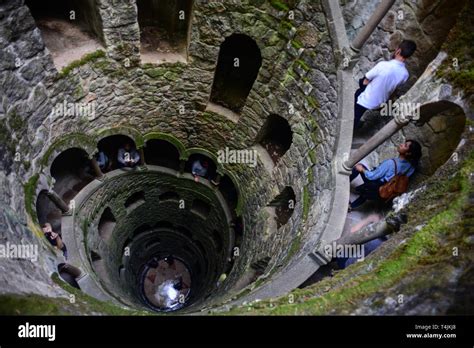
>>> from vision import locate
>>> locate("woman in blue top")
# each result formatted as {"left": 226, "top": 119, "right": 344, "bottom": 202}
{"left": 349, "top": 140, "right": 422, "bottom": 210}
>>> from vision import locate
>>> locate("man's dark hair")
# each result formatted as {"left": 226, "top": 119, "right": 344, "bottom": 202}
{"left": 398, "top": 40, "right": 417, "bottom": 58}
{"left": 406, "top": 139, "right": 422, "bottom": 166}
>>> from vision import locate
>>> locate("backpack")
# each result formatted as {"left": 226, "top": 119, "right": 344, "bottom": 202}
{"left": 378, "top": 159, "right": 411, "bottom": 201}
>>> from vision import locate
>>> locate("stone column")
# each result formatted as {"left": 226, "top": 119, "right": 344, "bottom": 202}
{"left": 351, "top": 0, "right": 396, "bottom": 51}
{"left": 138, "top": 147, "right": 146, "bottom": 166}
{"left": 179, "top": 159, "right": 186, "bottom": 175}
{"left": 90, "top": 157, "right": 104, "bottom": 179}
{"left": 310, "top": 213, "right": 407, "bottom": 264}
{"left": 211, "top": 173, "right": 222, "bottom": 186}
{"left": 59, "top": 263, "right": 83, "bottom": 278}
{"left": 46, "top": 190, "right": 70, "bottom": 214}
{"left": 336, "top": 213, "right": 407, "bottom": 246}
{"left": 343, "top": 117, "right": 408, "bottom": 170}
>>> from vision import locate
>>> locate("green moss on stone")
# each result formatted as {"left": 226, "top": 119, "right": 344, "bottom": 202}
{"left": 280, "top": 20, "right": 293, "bottom": 30}
{"left": 8, "top": 112, "right": 25, "bottom": 132}
{"left": 0, "top": 274, "right": 151, "bottom": 315}
{"left": 235, "top": 194, "right": 245, "bottom": 217}
{"left": 144, "top": 67, "right": 167, "bottom": 78}
{"left": 130, "top": 97, "right": 142, "bottom": 105}
{"left": 436, "top": 2, "right": 474, "bottom": 94}
{"left": 40, "top": 133, "right": 96, "bottom": 167}
{"left": 58, "top": 50, "right": 106, "bottom": 78}
{"left": 22, "top": 160, "right": 31, "bottom": 171}
{"left": 308, "top": 117, "right": 318, "bottom": 131}
{"left": 96, "top": 127, "right": 144, "bottom": 148}
{"left": 51, "top": 273, "right": 143, "bottom": 315}
{"left": 307, "top": 166, "right": 313, "bottom": 184}
{"left": 291, "top": 40, "right": 303, "bottom": 49}
{"left": 295, "top": 59, "right": 310, "bottom": 71}
{"left": 0, "top": 120, "right": 10, "bottom": 144}
{"left": 0, "top": 293, "right": 65, "bottom": 315}
{"left": 306, "top": 96, "right": 320, "bottom": 110}
{"left": 143, "top": 62, "right": 185, "bottom": 80}
{"left": 73, "top": 84, "right": 86, "bottom": 99}
{"left": 281, "top": 70, "right": 297, "bottom": 87}
{"left": 92, "top": 59, "right": 112, "bottom": 71}
{"left": 164, "top": 71, "right": 179, "bottom": 81}
{"left": 288, "top": 231, "right": 302, "bottom": 260}
{"left": 23, "top": 174, "right": 39, "bottom": 223}
{"left": 302, "top": 186, "right": 310, "bottom": 222}
{"left": 269, "top": 0, "right": 289, "bottom": 11}
{"left": 308, "top": 149, "right": 317, "bottom": 164}
{"left": 0, "top": 119, "right": 16, "bottom": 166}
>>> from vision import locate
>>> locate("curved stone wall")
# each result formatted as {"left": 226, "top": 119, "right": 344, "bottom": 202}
{"left": 64, "top": 166, "right": 234, "bottom": 311}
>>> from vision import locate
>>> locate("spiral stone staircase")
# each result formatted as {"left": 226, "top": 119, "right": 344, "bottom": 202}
{"left": 0, "top": 0, "right": 472, "bottom": 315}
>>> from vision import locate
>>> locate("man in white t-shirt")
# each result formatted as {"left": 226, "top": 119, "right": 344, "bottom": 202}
{"left": 354, "top": 40, "right": 417, "bottom": 128}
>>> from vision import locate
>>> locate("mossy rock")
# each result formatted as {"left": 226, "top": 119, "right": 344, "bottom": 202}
{"left": 302, "top": 185, "right": 310, "bottom": 222}
{"left": 57, "top": 50, "right": 106, "bottom": 78}
{"left": 23, "top": 174, "right": 39, "bottom": 224}
{"left": 8, "top": 111, "right": 25, "bottom": 132}
{"left": 436, "top": 2, "right": 474, "bottom": 94}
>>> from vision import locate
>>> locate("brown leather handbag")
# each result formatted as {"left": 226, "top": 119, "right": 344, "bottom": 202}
{"left": 379, "top": 159, "right": 410, "bottom": 201}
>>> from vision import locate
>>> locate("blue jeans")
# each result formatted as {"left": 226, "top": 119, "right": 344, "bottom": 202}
{"left": 350, "top": 165, "right": 384, "bottom": 209}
